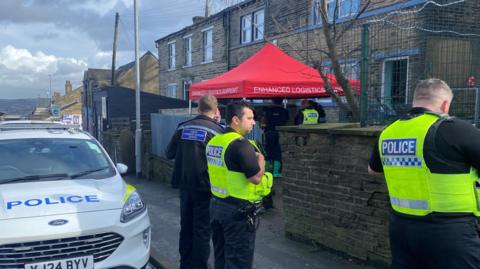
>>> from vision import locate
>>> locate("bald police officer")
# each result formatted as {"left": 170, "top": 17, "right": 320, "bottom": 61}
{"left": 369, "top": 79, "right": 480, "bottom": 269}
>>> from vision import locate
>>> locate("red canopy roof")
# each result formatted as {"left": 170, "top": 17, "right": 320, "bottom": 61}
{"left": 189, "top": 43, "right": 359, "bottom": 100}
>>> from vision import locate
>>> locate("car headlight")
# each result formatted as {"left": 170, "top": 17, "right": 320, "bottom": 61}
{"left": 121, "top": 191, "right": 146, "bottom": 223}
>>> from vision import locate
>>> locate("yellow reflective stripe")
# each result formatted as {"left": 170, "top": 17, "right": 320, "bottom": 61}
{"left": 124, "top": 184, "right": 136, "bottom": 202}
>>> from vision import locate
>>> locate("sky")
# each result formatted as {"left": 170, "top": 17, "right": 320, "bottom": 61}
{"left": 0, "top": 0, "right": 242, "bottom": 99}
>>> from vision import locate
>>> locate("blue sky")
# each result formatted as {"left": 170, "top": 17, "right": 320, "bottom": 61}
{"left": 0, "top": 0, "right": 241, "bottom": 99}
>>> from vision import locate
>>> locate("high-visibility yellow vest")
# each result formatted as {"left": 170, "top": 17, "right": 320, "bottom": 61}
{"left": 302, "top": 109, "right": 319, "bottom": 125}
{"left": 206, "top": 132, "right": 273, "bottom": 203}
{"left": 379, "top": 113, "right": 480, "bottom": 216}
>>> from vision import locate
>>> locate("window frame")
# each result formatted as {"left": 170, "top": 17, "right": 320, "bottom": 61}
{"left": 381, "top": 56, "right": 410, "bottom": 105}
{"left": 253, "top": 9, "right": 264, "bottom": 41}
{"left": 183, "top": 35, "right": 192, "bottom": 67}
{"left": 240, "top": 8, "right": 265, "bottom": 44}
{"left": 182, "top": 80, "right": 192, "bottom": 101}
{"left": 167, "top": 83, "right": 177, "bottom": 98}
{"left": 167, "top": 41, "right": 176, "bottom": 70}
{"left": 240, "top": 14, "right": 252, "bottom": 44}
{"left": 202, "top": 26, "right": 213, "bottom": 63}
{"left": 311, "top": 0, "right": 360, "bottom": 25}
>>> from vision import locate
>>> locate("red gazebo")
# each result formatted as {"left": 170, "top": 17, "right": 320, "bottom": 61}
{"left": 189, "top": 43, "right": 359, "bottom": 100}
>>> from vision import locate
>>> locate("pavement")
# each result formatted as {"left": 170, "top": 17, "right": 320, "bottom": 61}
{"left": 125, "top": 176, "right": 381, "bottom": 269}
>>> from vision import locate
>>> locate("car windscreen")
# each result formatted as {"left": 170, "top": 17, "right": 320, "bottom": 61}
{"left": 0, "top": 138, "right": 115, "bottom": 183}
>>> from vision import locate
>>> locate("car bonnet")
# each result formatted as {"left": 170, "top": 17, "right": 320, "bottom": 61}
{"left": 0, "top": 178, "right": 125, "bottom": 220}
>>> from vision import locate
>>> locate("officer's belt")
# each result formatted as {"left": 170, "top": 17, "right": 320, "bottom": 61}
{"left": 213, "top": 196, "right": 260, "bottom": 207}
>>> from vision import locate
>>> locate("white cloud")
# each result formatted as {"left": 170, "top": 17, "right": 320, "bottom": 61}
{"left": 0, "top": 45, "right": 56, "bottom": 73}
{"left": 0, "top": 45, "right": 87, "bottom": 98}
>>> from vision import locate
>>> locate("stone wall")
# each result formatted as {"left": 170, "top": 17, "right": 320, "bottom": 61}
{"left": 116, "top": 53, "right": 160, "bottom": 95}
{"left": 277, "top": 124, "right": 390, "bottom": 265}
{"left": 53, "top": 86, "right": 83, "bottom": 116}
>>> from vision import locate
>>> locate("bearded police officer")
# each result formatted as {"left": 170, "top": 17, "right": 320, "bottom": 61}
{"left": 368, "top": 78, "right": 480, "bottom": 269}
{"left": 206, "top": 101, "right": 273, "bottom": 269}
{"left": 166, "top": 94, "right": 223, "bottom": 269}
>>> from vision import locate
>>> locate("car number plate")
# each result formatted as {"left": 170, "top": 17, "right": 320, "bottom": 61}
{"left": 24, "top": 256, "right": 94, "bottom": 269}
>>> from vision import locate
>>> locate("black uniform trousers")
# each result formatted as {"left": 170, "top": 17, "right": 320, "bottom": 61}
{"left": 390, "top": 214, "right": 480, "bottom": 269}
{"left": 179, "top": 190, "right": 212, "bottom": 269}
{"left": 264, "top": 130, "right": 281, "bottom": 161}
{"left": 210, "top": 198, "right": 256, "bottom": 269}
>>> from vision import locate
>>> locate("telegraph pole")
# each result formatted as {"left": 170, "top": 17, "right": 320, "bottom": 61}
{"left": 111, "top": 12, "right": 119, "bottom": 86}
{"left": 49, "top": 74, "right": 52, "bottom": 104}
{"left": 134, "top": 0, "right": 142, "bottom": 176}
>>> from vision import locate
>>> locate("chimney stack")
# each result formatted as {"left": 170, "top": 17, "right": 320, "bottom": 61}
{"left": 192, "top": 16, "right": 205, "bottom": 24}
{"left": 65, "top": 80, "right": 72, "bottom": 95}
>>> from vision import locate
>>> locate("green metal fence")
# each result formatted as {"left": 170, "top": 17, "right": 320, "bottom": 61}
{"left": 345, "top": 0, "right": 480, "bottom": 126}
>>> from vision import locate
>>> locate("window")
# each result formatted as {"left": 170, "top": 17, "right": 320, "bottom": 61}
{"left": 241, "top": 15, "right": 252, "bottom": 44}
{"left": 337, "top": 0, "right": 360, "bottom": 18}
{"left": 167, "top": 83, "right": 177, "bottom": 98}
{"left": 383, "top": 57, "right": 408, "bottom": 105}
{"left": 240, "top": 9, "right": 265, "bottom": 44}
{"left": 0, "top": 138, "right": 115, "bottom": 181}
{"left": 184, "top": 36, "right": 192, "bottom": 67}
{"left": 312, "top": 0, "right": 321, "bottom": 25}
{"left": 311, "top": 0, "right": 360, "bottom": 25}
{"left": 168, "top": 41, "right": 176, "bottom": 70}
{"left": 183, "top": 80, "right": 192, "bottom": 100}
{"left": 202, "top": 28, "right": 213, "bottom": 63}
{"left": 253, "top": 9, "right": 264, "bottom": 41}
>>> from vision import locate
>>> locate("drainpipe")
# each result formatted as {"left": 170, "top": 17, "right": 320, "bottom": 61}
{"left": 226, "top": 10, "right": 231, "bottom": 70}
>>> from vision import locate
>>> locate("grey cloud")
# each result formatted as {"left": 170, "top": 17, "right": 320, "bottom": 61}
{"left": 55, "top": 59, "right": 87, "bottom": 76}
{"left": 33, "top": 32, "right": 60, "bottom": 40}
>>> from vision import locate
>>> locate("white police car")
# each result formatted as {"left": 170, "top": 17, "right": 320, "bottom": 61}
{"left": 0, "top": 121, "right": 151, "bottom": 269}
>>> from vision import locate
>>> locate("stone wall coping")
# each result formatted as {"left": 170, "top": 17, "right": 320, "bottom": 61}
{"left": 277, "top": 123, "right": 385, "bottom": 137}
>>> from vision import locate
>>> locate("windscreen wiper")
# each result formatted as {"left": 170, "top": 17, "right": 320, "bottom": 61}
{"left": 70, "top": 166, "right": 110, "bottom": 179}
{"left": 0, "top": 173, "right": 70, "bottom": 184}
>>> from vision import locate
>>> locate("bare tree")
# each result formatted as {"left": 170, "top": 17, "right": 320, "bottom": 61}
{"left": 315, "top": 0, "right": 373, "bottom": 121}
{"left": 269, "top": 0, "right": 380, "bottom": 121}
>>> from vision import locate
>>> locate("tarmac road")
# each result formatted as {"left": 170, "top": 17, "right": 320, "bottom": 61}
{"left": 126, "top": 176, "right": 381, "bottom": 269}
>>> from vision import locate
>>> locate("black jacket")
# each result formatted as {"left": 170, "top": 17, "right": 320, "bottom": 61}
{"left": 166, "top": 115, "right": 224, "bottom": 191}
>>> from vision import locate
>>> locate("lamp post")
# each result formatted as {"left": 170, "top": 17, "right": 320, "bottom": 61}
{"left": 134, "top": 0, "right": 142, "bottom": 177}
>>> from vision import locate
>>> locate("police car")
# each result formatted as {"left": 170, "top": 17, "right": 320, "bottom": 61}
{"left": 0, "top": 121, "right": 151, "bottom": 269}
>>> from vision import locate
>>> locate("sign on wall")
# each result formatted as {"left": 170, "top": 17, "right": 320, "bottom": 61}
{"left": 62, "top": 114, "right": 82, "bottom": 126}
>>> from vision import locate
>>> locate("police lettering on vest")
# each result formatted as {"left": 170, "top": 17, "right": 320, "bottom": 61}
{"left": 381, "top": 139, "right": 416, "bottom": 156}
{"left": 206, "top": 145, "right": 224, "bottom": 166}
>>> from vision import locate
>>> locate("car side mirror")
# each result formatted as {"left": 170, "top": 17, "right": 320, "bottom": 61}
{"left": 116, "top": 163, "right": 128, "bottom": 174}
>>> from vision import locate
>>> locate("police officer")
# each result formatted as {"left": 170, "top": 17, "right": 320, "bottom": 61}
{"left": 261, "top": 98, "right": 289, "bottom": 177}
{"left": 206, "top": 101, "right": 273, "bottom": 269}
{"left": 294, "top": 99, "right": 324, "bottom": 125}
{"left": 166, "top": 94, "right": 223, "bottom": 269}
{"left": 368, "top": 78, "right": 480, "bottom": 269}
